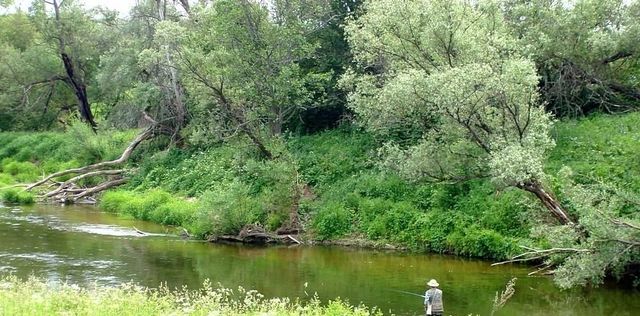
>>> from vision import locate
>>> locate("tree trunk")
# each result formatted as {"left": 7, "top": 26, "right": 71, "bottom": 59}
{"left": 241, "top": 123, "right": 273, "bottom": 159}
{"left": 61, "top": 53, "right": 97, "bottom": 130}
{"left": 517, "top": 180, "right": 574, "bottom": 225}
{"left": 219, "top": 93, "right": 273, "bottom": 159}
{"left": 50, "top": 0, "right": 97, "bottom": 131}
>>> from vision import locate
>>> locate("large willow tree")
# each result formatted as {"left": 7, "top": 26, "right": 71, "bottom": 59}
{"left": 342, "top": 0, "right": 572, "bottom": 224}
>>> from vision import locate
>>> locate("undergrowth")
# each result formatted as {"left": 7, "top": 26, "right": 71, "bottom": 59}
{"left": 2, "top": 113, "right": 639, "bottom": 260}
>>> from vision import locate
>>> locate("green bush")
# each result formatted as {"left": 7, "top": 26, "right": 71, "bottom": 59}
{"left": 148, "top": 199, "right": 198, "bottom": 226}
{"left": 1, "top": 188, "right": 35, "bottom": 204}
{"left": 131, "top": 189, "right": 172, "bottom": 220}
{"left": 0, "top": 159, "right": 39, "bottom": 182}
{"left": 288, "top": 129, "right": 376, "bottom": 187}
{"left": 100, "top": 190, "right": 137, "bottom": 213}
{"left": 446, "top": 225, "right": 519, "bottom": 259}
{"left": 0, "top": 173, "right": 14, "bottom": 185}
{"left": 100, "top": 189, "right": 196, "bottom": 227}
{"left": 548, "top": 113, "right": 640, "bottom": 191}
{"left": 407, "top": 211, "right": 457, "bottom": 253}
{"left": 191, "top": 181, "right": 264, "bottom": 238}
{"left": 66, "top": 121, "right": 137, "bottom": 164}
{"left": 131, "top": 147, "right": 238, "bottom": 196}
{"left": 312, "top": 201, "right": 353, "bottom": 240}
{"left": 452, "top": 181, "right": 531, "bottom": 237}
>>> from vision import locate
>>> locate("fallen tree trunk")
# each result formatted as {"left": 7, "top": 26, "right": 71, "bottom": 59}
{"left": 211, "top": 224, "right": 303, "bottom": 245}
{"left": 27, "top": 127, "right": 152, "bottom": 191}
{"left": 44, "top": 169, "right": 125, "bottom": 198}
{"left": 72, "top": 178, "right": 129, "bottom": 201}
{"left": 26, "top": 127, "right": 154, "bottom": 203}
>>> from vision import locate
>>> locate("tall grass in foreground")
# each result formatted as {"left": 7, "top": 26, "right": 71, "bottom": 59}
{"left": 0, "top": 276, "right": 379, "bottom": 316}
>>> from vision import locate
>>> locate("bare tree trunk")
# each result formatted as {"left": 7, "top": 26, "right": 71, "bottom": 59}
{"left": 517, "top": 180, "right": 574, "bottom": 225}
{"left": 216, "top": 93, "right": 274, "bottom": 159}
{"left": 61, "top": 53, "right": 97, "bottom": 130}
{"left": 50, "top": 0, "right": 97, "bottom": 131}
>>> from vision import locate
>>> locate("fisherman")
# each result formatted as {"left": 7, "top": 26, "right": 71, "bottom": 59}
{"left": 424, "top": 279, "right": 444, "bottom": 316}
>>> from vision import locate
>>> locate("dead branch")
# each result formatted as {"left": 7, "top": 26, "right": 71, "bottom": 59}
{"left": 44, "top": 169, "right": 125, "bottom": 198}
{"left": 23, "top": 125, "right": 155, "bottom": 204}
{"left": 71, "top": 178, "right": 128, "bottom": 201}
{"left": 27, "top": 127, "right": 153, "bottom": 191}
{"left": 492, "top": 246, "right": 590, "bottom": 266}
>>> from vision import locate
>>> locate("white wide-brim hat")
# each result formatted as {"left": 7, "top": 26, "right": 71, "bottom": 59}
{"left": 427, "top": 279, "right": 439, "bottom": 287}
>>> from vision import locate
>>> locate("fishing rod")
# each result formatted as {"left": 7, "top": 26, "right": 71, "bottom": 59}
{"left": 389, "top": 289, "right": 426, "bottom": 298}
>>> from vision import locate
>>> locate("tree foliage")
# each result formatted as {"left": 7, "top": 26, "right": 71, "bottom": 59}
{"left": 503, "top": 0, "right": 640, "bottom": 116}
{"left": 528, "top": 168, "right": 640, "bottom": 288}
{"left": 342, "top": 0, "right": 571, "bottom": 222}
{"left": 173, "top": 0, "right": 332, "bottom": 151}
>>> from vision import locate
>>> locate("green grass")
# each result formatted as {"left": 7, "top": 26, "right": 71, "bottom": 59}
{"left": 547, "top": 112, "right": 640, "bottom": 191}
{"left": 100, "top": 189, "right": 198, "bottom": 227}
{"left": 0, "top": 188, "right": 35, "bottom": 204}
{"left": 0, "top": 122, "right": 140, "bottom": 189}
{"left": 0, "top": 276, "right": 380, "bottom": 316}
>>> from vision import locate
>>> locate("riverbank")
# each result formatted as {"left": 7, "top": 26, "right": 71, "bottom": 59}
{"left": 1, "top": 113, "right": 640, "bottom": 262}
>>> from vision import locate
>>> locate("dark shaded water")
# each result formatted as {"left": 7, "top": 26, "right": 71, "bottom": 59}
{"left": 1, "top": 203, "right": 639, "bottom": 315}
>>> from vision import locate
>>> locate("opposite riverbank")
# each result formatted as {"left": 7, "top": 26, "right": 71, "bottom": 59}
{"left": 1, "top": 113, "right": 639, "bottom": 263}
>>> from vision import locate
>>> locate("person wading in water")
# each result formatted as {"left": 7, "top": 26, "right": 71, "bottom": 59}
{"left": 424, "top": 279, "right": 444, "bottom": 316}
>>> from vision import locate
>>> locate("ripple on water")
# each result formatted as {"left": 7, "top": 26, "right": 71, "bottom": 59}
{"left": 73, "top": 224, "right": 147, "bottom": 237}
{"left": 0, "top": 252, "right": 124, "bottom": 271}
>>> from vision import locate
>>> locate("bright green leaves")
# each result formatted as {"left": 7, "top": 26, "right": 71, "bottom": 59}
{"left": 180, "top": 0, "right": 330, "bottom": 141}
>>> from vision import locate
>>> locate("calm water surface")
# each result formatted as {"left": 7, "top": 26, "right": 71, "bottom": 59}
{"left": 1, "top": 203, "right": 638, "bottom": 315}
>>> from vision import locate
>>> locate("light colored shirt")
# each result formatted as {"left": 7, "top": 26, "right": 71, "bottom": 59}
{"left": 424, "top": 288, "right": 444, "bottom": 312}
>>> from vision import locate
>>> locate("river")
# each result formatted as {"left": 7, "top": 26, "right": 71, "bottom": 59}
{"left": 0, "top": 203, "right": 638, "bottom": 315}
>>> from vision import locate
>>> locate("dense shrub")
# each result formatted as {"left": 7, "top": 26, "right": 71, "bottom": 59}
{"left": 0, "top": 173, "right": 15, "bottom": 185}
{"left": 190, "top": 181, "right": 264, "bottom": 238}
{"left": 149, "top": 200, "right": 198, "bottom": 226}
{"left": 547, "top": 113, "right": 640, "bottom": 191}
{"left": 312, "top": 201, "right": 353, "bottom": 240}
{"left": 0, "top": 159, "right": 39, "bottom": 182}
{"left": 446, "top": 225, "right": 520, "bottom": 260}
{"left": 0, "top": 188, "right": 35, "bottom": 204}
{"left": 100, "top": 189, "right": 197, "bottom": 228}
{"left": 287, "top": 128, "right": 376, "bottom": 187}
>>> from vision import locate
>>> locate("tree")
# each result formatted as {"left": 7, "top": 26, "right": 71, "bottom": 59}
{"left": 0, "top": 11, "right": 60, "bottom": 130}
{"left": 502, "top": 0, "right": 640, "bottom": 117}
{"left": 494, "top": 168, "right": 640, "bottom": 288}
{"left": 36, "top": 0, "right": 100, "bottom": 130}
{"left": 97, "top": 0, "right": 189, "bottom": 142}
{"left": 293, "top": 0, "right": 364, "bottom": 133}
{"left": 342, "top": 0, "right": 573, "bottom": 224}
{"left": 173, "top": 0, "right": 331, "bottom": 156}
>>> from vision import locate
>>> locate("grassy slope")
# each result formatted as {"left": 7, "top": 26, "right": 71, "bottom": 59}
{"left": 1, "top": 113, "right": 639, "bottom": 260}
